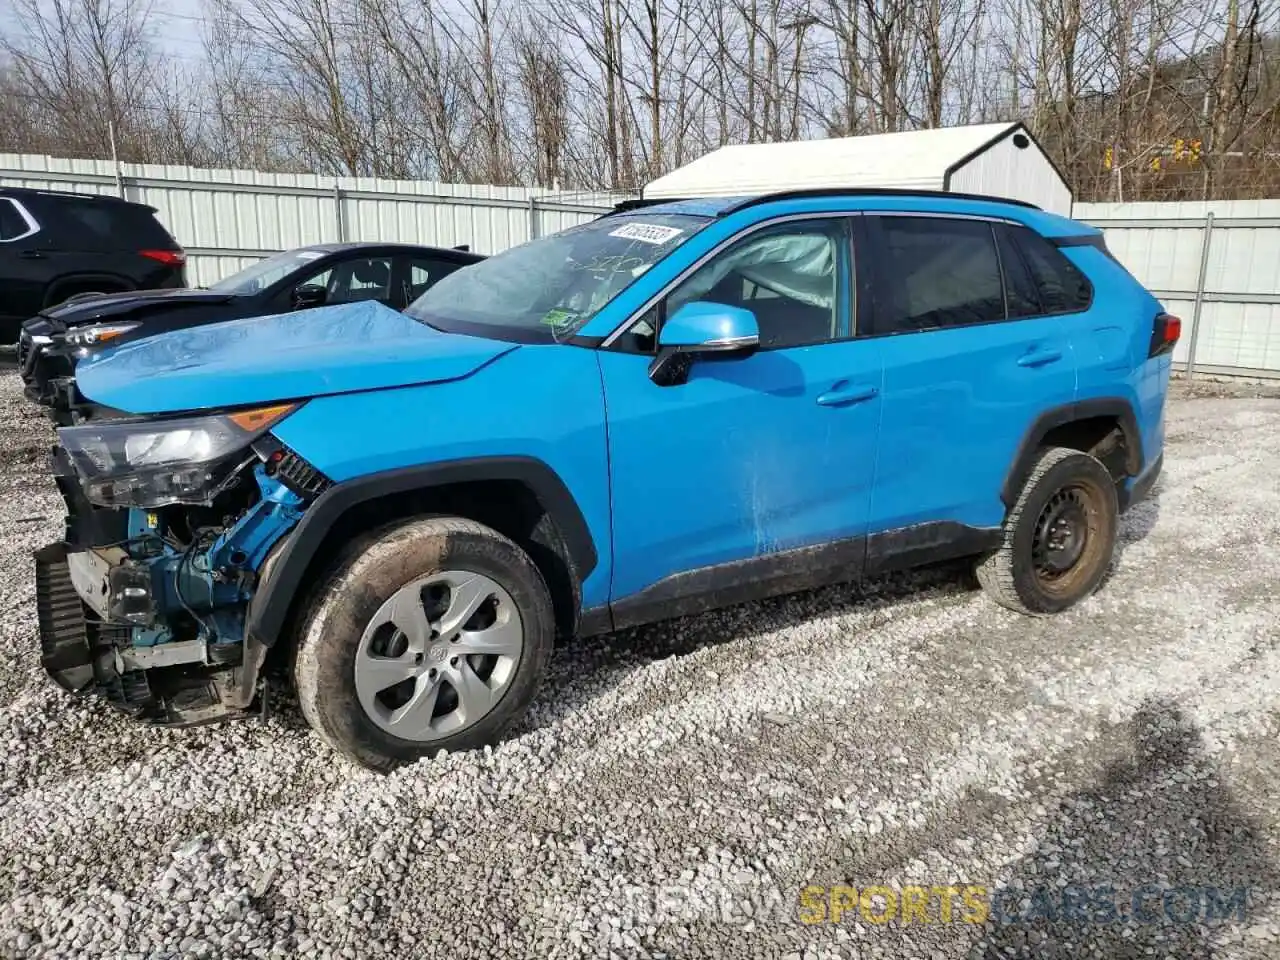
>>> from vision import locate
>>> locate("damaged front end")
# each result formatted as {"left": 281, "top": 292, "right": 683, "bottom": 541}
{"left": 35, "top": 403, "right": 328, "bottom": 726}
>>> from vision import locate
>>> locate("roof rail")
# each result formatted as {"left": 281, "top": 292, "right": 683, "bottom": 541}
{"left": 719, "top": 187, "right": 1042, "bottom": 215}
{"left": 1, "top": 185, "right": 132, "bottom": 203}
{"left": 605, "top": 197, "right": 685, "bottom": 216}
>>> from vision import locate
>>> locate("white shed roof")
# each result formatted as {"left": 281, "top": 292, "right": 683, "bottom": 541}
{"left": 644, "top": 122, "right": 1023, "bottom": 199}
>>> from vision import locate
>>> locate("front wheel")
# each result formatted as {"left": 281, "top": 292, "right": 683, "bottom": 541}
{"left": 294, "top": 516, "right": 554, "bottom": 771}
{"left": 977, "top": 447, "right": 1119, "bottom": 615}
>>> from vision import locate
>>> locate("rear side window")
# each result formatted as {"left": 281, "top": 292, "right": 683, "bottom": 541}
{"left": 49, "top": 198, "right": 177, "bottom": 250}
{"left": 0, "top": 198, "right": 36, "bottom": 241}
{"left": 403, "top": 257, "right": 464, "bottom": 304}
{"left": 1009, "top": 226, "right": 1092, "bottom": 314}
{"left": 870, "top": 216, "right": 1005, "bottom": 333}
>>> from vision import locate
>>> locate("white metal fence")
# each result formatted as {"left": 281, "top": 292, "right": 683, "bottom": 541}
{"left": 2, "top": 154, "right": 1277, "bottom": 378}
{"left": 1077, "top": 200, "right": 1280, "bottom": 379}
{"left": 0, "top": 154, "right": 621, "bottom": 287}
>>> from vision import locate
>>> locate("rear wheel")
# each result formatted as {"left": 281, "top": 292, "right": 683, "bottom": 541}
{"left": 977, "top": 447, "right": 1119, "bottom": 615}
{"left": 294, "top": 516, "right": 554, "bottom": 771}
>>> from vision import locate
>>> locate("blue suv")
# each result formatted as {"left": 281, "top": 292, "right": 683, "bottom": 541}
{"left": 35, "top": 189, "right": 1176, "bottom": 770}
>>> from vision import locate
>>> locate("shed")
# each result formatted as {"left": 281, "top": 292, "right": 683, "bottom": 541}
{"left": 642, "top": 122, "right": 1073, "bottom": 215}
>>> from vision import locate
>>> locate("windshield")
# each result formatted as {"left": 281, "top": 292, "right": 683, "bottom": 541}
{"left": 405, "top": 214, "right": 710, "bottom": 341}
{"left": 208, "top": 248, "right": 329, "bottom": 295}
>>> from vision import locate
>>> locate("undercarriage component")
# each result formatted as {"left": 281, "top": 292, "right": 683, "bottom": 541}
{"left": 35, "top": 542, "right": 95, "bottom": 695}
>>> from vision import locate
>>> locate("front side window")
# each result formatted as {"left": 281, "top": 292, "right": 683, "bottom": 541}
{"left": 870, "top": 216, "right": 1005, "bottom": 334}
{"left": 657, "top": 221, "right": 843, "bottom": 351}
{"left": 406, "top": 214, "right": 709, "bottom": 342}
{"left": 328, "top": 257, "right": 392, "bottom": 303}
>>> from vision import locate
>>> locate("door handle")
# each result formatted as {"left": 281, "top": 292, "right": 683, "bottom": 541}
{"left": 1017, "top": 348, "right": 1063, "bottom": 368}
{"left": 18, "top": 249, "right": 45, "bottom": 259}
{"left": 816, "top": 382, "right": 879, "bottom": 407}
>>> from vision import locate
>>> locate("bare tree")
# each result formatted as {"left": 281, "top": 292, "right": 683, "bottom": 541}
{"left": 0, "top": 0, "right": 162, "bottom": 160}
{"left": 1, "top": 0, "right": 1279, "bottom": 199}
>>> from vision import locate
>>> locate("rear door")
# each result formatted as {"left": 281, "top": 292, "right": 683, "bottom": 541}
{"left": 0, "top": 195, "right": 50, "bottom": 329}
{"left": 863, "top": 213, "right": 1077, "bottom": 535}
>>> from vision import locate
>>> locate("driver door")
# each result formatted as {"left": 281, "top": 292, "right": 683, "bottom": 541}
{"left": 596, "top": 217, "right": 885, "bottom": 621}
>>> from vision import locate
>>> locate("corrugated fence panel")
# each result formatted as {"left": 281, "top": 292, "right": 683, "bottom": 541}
{"left": 7, "top": 152, "right": 1275, "bottom": 376}
{"left": 1077, "top": 200, "right": 1280, "bottom": 377}
{"left": 0, "top": 153, "right": 616, "bottom": 283}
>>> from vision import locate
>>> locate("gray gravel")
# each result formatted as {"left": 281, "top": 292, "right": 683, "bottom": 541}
{"left": 1, "top": 370, "right": 1278, "bottom": 959}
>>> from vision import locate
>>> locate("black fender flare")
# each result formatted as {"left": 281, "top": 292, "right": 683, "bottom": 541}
{"left": 247, "top": 456, "right": 598, "bottom": 646}
{"left": 1001, "top": 397, "right": 1143, "bottom": 506}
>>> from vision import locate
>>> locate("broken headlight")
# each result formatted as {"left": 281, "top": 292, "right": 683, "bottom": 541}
{"left": 58, "top": 403, "right": 299, "bottom": 508}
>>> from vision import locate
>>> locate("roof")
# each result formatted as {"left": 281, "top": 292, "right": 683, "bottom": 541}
{"left": 605, "top": 188, "right": 1092, "bottom": 239}
{"left": 611, "top": 197, "right": 750, "bottom": 218}
{"left": 300, "top": 241, "right": 483, "bottom": 260}
{"left": 643, "top": 122, "right": 1023, "bottom": 199}
{"left": 612, "top": 188, "right": 1041, "bottom": 219}
{"left": 0, "top": 185, "right": 154, "bottom": 208}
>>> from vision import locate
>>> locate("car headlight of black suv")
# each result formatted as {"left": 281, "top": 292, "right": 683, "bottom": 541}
{"left": 58, "top": 403, "right": 299, "bottom": 508}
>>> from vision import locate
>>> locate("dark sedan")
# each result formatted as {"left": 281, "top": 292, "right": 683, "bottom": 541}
{"left": 18, "top": 241, "right": 484, "bottom": 418}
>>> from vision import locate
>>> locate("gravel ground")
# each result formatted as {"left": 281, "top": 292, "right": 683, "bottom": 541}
{"left": 0, "top": 370, "right": 1278, "bottom": 960}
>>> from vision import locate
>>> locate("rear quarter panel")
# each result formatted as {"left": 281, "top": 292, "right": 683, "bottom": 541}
{"left": 270, "top": 344, "right": 614, "bottom": 608}
{"left": 1062, "top": 244, "right": 1170, "bottom": 469}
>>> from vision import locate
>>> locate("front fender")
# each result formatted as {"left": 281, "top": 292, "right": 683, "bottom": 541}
{"left": 246, "top": 455, "right": 599, "bottom": 646}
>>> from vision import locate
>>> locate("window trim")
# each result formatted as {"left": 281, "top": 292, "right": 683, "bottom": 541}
{"left": 600, "top": 211, "right": 859, "bottom": 353}
{"left": 993, "top": 221, "right": 1045, "bottom": 317}
{"left": 0, "top": 197, "right": 40, "bottom": 243}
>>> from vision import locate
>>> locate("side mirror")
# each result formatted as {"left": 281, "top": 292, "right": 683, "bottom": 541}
{"left": 649, "top": 301, "right": 759, "bottom": 386}
{"left": 291, "top": 283, "right": 328, "bottom": 309}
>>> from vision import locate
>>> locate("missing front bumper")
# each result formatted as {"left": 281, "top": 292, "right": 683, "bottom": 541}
{"left": 33, "top": 541, "right": 258, "bottom": 727}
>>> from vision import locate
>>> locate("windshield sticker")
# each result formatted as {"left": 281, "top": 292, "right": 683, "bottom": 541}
{"left": 608, "top": 222, "right": 684, "bottom": 245}
{"left": 540, "top": 308, "right": 580, "bottom": 328}
{"left": 295, "top": 250, "right": 324, "bottom": 260}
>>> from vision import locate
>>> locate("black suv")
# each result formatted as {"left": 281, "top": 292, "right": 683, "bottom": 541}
{"left": 19, "top": 241, "right": 484, "bottom": 420}
{"left": 0, "top": 188, "right": 186, "bottom": 343}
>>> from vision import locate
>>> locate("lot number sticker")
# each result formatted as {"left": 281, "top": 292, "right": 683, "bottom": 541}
{"left": 609, "top": 222, "right": 684, "bottom": 244}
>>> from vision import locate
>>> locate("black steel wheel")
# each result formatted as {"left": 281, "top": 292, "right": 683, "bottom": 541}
{"left": 977, "top": 447, "right": 1119, "bottom": 614}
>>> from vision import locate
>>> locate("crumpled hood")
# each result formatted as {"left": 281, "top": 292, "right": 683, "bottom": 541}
{"left": 75, "top": 301, "right": 520, "bottom": 414}
{"left": 40, "top": 287, "right": 235, "bottom": 325}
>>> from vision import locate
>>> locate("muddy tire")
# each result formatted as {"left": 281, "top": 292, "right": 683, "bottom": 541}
{"left": 294, "top": 516, "right": 554, "bottom": 772}
{"left": 977, "top": 447, "right": 1119, "bottom": 615}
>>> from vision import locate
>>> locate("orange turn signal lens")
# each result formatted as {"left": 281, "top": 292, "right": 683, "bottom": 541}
{"left": 227, "top": 403, "right": 298, "bottom": 433}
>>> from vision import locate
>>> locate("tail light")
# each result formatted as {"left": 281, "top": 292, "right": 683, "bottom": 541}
{"left": 1149, "top": 312, "right": 1181, "bottom": 357}
{"left": 139, "top": 248, "right": 187, "bottom": 267}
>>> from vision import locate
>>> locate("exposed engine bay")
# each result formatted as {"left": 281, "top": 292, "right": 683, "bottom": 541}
{"left": 36, "top": 404, "right": 330, "bottom": 725}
